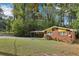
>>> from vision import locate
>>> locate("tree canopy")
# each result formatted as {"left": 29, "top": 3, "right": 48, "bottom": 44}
{"left": 1, "top": 3, "right": 79, "bottom": 36}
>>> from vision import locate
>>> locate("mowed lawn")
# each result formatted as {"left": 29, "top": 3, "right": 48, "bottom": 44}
{"left": 0, "top": 38, "right": 79, "bottom": 56}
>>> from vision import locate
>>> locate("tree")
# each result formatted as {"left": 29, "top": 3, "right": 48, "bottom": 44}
{"left": 12, "top": 3, "right": 79, "bottom": 37}
{"left": 0, "top": 8, "right": 7, "bottom": 31}
{"left": 71, "top": 5, "right": 79, "bottom": 29}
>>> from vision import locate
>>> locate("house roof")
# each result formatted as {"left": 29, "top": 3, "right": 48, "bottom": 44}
{"left": 42, "top": 26, "right": 77, "bottom": 32}
{"left": 30, "top": 26, "right": 77, "bottom": 33}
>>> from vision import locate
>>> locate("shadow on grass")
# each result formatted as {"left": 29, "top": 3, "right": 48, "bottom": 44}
{"left": 72, "top": 39, "right": 79, "bottom": 44}
{"left": 0, "top": 51, "right": 17, "bottom": 56}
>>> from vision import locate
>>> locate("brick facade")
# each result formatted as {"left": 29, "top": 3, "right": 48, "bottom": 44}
{"left": 44, "top": 27, "right": 76, "bottom": 43}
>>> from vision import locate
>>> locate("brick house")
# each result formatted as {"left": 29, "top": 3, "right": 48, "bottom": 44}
{"left": 30, "top": 26, "right": 76, "bottom": 43}
{"left": 44, "top": 26, "right": 76, "bottom": 43}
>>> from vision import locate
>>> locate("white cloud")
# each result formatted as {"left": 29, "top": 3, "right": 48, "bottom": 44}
{"left": 1, "top": 5, "right": 13, "bottom": 16}
{"left": 3, "top": 8, "right": 13, "bottom": 16}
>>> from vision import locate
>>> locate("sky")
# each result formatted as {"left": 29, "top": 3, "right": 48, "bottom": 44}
{"left": 0, "top": 3, "right": 13, "bottom": 16}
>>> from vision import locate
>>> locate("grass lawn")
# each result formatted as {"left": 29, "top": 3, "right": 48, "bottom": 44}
{"left": 0, "top": 38, "right": 79, "bottom": 56}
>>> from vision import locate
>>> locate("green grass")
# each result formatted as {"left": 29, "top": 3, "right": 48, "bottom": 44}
{"left": 0, "top": 38, "right": 79, "bottom": 56}
{"left": 0, "top": 31, "right": 14, "bottom": 34}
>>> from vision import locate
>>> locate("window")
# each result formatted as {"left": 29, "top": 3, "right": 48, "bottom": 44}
{"left": 59, "top": 32, "right": 67, "bottom": 36}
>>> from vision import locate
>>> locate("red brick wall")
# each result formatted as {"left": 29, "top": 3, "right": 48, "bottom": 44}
{"left": 50, "top": 29, "right": 76, "bottom": 42}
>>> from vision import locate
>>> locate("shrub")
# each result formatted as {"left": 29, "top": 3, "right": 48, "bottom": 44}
{"left": 12, "top": 19, "right": 56, "bottom": 37}
{"left": 12, "top": 19, "right": 40, "bottom": 36}
{"left": 12, "top": 19, "right": 25, "bottom": 36}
